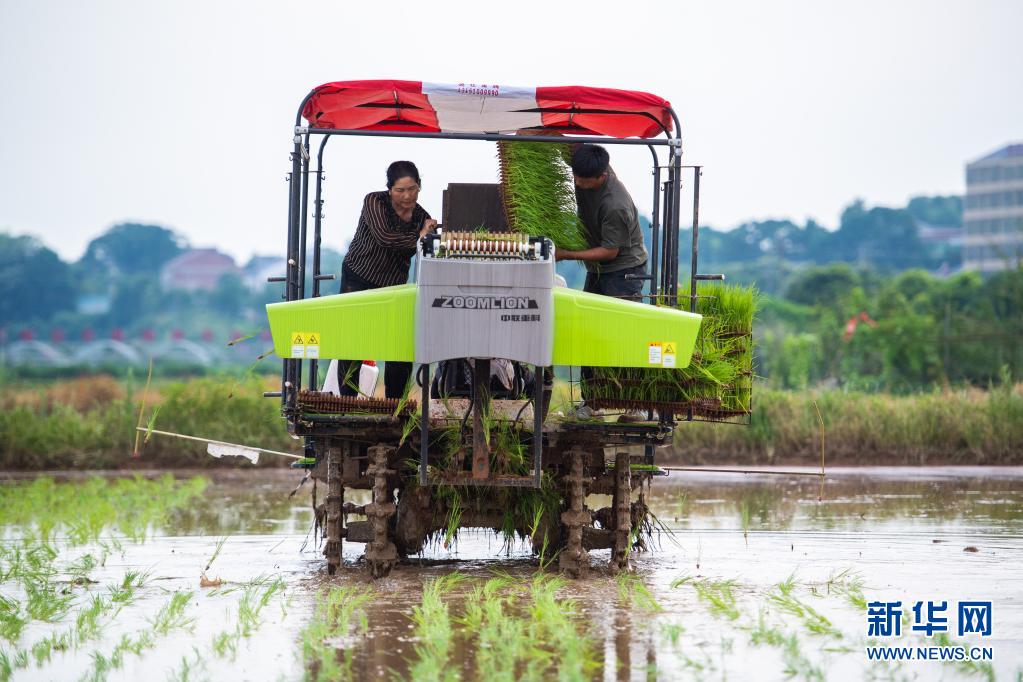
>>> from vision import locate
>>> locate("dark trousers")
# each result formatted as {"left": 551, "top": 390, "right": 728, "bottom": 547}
{"left": 581, "top": 263, "right": 647, "bottom": 400}
{"left": 336, "top": 266, "right": 413, "bottom": 399}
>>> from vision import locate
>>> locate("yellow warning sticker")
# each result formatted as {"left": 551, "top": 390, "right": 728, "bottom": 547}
{"left": 290, "top": 331, "right": 321, "bottom": 359}
{"left": 648, "top": 342, "right": 663, "bottom": 365}
{"left": 662, "top": 340, "right": 677, "bottom": 368}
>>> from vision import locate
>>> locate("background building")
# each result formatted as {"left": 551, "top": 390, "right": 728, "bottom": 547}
{"left": 964, "top": 143, "right": 1023, "bottom": 272}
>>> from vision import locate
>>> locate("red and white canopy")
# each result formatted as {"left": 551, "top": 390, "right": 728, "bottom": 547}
{"left": 301, "top": 80, "right": 673, "bottom": 139}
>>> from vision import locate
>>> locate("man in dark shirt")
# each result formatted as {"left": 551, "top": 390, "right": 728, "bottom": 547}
{"left": 559, "top": 144, "right": 650, "bottom": 420}
{"left": 558, "top": 143, "right": 648, "bottom": 300}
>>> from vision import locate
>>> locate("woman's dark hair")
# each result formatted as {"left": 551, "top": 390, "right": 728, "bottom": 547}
{"left": 386, "top": 160, "right": 421, "bottom": 189}
{"left": 570, "top": 144, "right": 610, "bottom": 179}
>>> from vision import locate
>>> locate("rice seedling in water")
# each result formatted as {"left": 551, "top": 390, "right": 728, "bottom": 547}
{"left": 167, "top": 647, "right": 207, "bottom": 682}
{"left": 300, "top": 585, "right": 372, "bottom": 682}
{"left": 210, "top": 580, "right": 284, "bottom": 661}
{"left": 458, "top": 577, "right": 533, "bottom": 682}
{"left": 84, "top": 630, "right": 156, "bottom": 680}
{"left": 24, "top": 579, "right": 74, "bottom": 623}
{"left": 408, "top": 574, "right": 465, "bottom": 682}
{"left": 749, "top": 608, "right": 787, "bottom": 648}
{"left": 825, "top": 568, "right": 866, "bottom": 610}
{"left": 108, "top": 569, "right": 149, "bottom": 605}
{"left": 0, "top": 596, "right": 26, "bottom": 643}
{"left": 149, "top": 591, "right": 196, "bottom": 636}
{"left": 526, "top": 575, "right": 599, "bottom": 680}
{"left": 739, "top": 500, "right": 752, "bottom": 546}
{"left": 690, "top": 578, "right": 741, "bottom": 621}
{"left": 780, "top": 634, "right": 825, "bottom": 682}
{"left": 768, "top": 576, "right": 842, "bottom": 639}
{"left": 615, "top": 573, "right": 663, "bottom": 613}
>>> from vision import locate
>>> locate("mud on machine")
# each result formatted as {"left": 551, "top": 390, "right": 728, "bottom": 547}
{"left": 265, "top": 80, "right": 729, "bottom": 578}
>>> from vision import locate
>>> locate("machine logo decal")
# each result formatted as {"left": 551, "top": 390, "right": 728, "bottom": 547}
{"left": 432, "top": 296, "right": 538, "bottom": 310}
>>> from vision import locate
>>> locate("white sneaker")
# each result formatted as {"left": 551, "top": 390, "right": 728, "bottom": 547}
{"left": 574, "top": 403, "right": 604, "bottom": 420}
{"left": 617, "top": 409, "right": 648, "bottom": 424}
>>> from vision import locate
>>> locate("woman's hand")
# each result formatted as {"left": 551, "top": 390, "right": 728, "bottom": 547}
{"left": 419, "top": 218, "right": 438, "bottom": 237}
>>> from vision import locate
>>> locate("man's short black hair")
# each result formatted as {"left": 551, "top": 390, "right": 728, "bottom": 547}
{"left": 570, "top": 144, "right": 610, "bottom": 179}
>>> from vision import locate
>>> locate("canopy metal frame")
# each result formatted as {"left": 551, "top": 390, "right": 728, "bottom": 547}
{"left": 273, "top": 87, "right": 712, "bottom": 445}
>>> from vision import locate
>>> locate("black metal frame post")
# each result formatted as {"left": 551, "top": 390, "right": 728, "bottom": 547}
{"left": 647, "top": 145, "right": 661, "bottom": 301}
{"left": 419, "top": 363, "right": 430, "bottom": 485}
{"left": 307, "top": 136, "right": 334, "bottom": 391}
{"left": 689, "top": 166, "right": 702, "bottom": 313}
{"left": 533, "top": 362, "right": 543, "bottom": 487}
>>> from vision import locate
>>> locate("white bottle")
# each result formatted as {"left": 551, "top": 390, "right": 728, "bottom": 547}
{"left": 358, "top": 361, "right": 379, "bottom": 399}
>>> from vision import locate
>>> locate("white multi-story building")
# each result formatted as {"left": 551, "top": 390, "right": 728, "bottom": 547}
{"left": 964, "top": 143, "right": 1023, "bottom": 272}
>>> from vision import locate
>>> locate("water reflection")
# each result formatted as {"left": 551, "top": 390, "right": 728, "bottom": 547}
{"left": 3, "top": 467, "right": 1020, "bottom": 680}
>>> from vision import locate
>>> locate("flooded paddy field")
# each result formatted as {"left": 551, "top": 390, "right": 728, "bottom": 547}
{"left": 1, "top": 467, "right": 1021, "bottom": 681}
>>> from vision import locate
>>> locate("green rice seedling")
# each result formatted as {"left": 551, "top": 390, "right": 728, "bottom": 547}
{"left": 167, "top": 647, "right": 207, "bottom": 682}
{"left": 85, "top": 630, "right": 156, "bottom": 679}
{"left": 108, "top": 569, "right": 149, "bottom": 605}
{"left": 780, "top": 633, "right": 824, "bottom": 682}
{"left": 457, "top": 578, "right": 537, "bottom": 682}
{"left": 238, "top": 577, "right": 286, "bottom": 637}
{"left": 615, "top": 573, "right": 663, "bottom": 613}
{"left": 527, "top": 505, "right": 553, "bottom": 571}
{"left": 0, "top": 649, "right": 11, "bottom": 682}
{"left": 67, "top": 553, "right": 99, "bottom": 585}
{"left": 691, "top": 578, "right": 741, "bottom": 621}
{"left": 669, "top": 573, "right": 693, "bottom": 589}
{"left": 149, "top": 591, "right": 195, "bottom": 636}
{"left": 204, "top": 536, "right": 229, "bottom": 574}
{"left": 660, "top": 621, "right": 686, "bottom": 647}
{"left": 673, "top": 491, "right": 688, "bottom": 523}
{"left": 0, "top": 596, "right": 26, "bottom": 643}
{"left": 497, "top": 141, "right": 588, "bottom": 251}
{"left": 24, "top": 580, "right": 74, "bottom": 623}
{"left": 301, "top": 585, "right": 373, "bottom": 682}
{"left": 768, "top": 578, "right": 841, "bottom": 639}
{"left": 749, "top": 609, "right": 787, "bottom": 648}
{"left": 739, "top": 500, "right": 752, "bottom": 546}
{"left": 73, "top": 595, "right": 110, "bottom": 644}
{"left": 407, "top": 574, "right": 465, "bottom": 682}
{"left": 30, "top": 629, "right": 70, "bottom": 666}
{"left": 526, "top": 575, "right": 599, "bottom": 680}
{"left": 825, "top": 568, "right": 866, "bottom": 610}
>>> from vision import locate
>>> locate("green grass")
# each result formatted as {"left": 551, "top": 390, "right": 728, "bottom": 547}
{"left": 0, "top": 376, "right": 296, "bottom": 469}
{"left": 674, "top": 381, "right": 1023, "bottom": 464}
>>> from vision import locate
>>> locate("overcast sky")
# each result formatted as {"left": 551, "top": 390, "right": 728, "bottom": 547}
{"left": 1, "top": 1, "right": 1020, "bottom": 265}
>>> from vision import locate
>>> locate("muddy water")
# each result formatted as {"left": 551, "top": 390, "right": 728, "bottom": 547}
{"left": 2, "top": 467, "right": 1022, "bottom": 681}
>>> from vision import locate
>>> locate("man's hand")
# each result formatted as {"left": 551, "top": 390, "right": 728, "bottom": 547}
{"left": 419, "top": 218, "right": 438, "bottom": 237}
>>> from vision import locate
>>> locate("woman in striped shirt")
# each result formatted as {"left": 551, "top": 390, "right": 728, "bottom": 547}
{"left": 337, "top": 161, "right": 437, "bottom": 399}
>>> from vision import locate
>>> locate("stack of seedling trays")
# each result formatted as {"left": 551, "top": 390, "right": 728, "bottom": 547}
{"left": 296, "top": 390, "right": 417, "bottom": 417}
{"left": 497, "top": 140, "right": 589, "bottom": 251}
{"left": 585, "top": 283, "right": 756, "bottom": 423}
